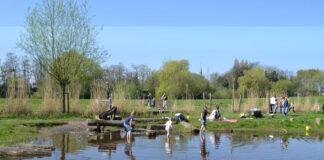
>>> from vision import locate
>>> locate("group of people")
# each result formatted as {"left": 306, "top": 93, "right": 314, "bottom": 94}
{"left": 124, "top": 105, "right": 221, "bottom": 139}
{"left": 123, "top": 104, "right": 220, "bottom": 159}
{"left": 269, "top": 96, "right": 295, "bottom": 116}
{"left": 147, "top": 93, "right": 168, "bottom": 111}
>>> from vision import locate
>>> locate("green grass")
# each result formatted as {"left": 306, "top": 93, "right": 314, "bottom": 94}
{"left": 0, "top": 119, "right": 67, "bottom": 146}
{"left": 0, "top": 113, "right": 86, "bottom": 147}
{"left": 0, "top": 96, "right": 324, "bottom": 146}
{"left": 186, "top": 111, "right": 324, "bottom": 135}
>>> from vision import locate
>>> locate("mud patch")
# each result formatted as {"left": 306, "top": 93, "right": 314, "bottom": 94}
{"left": 40, "top": 119, "right": 91, "bottom": 136}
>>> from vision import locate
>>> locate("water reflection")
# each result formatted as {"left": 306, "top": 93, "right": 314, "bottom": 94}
{"left": 51, "top": 133, "right": 88, "bottom": 160}
{"left": 28, "top": 132, "right": 324, "bottom": 160}
{"left": 208, "top": 132, "right": 221, "bottom": 149}
{"left": 200, "top": 133, "right": 209, "bottom": 160}
{"left": 165, "top": 137, "right": 172, "bottom": 155}
{"left": 124, "top": 141, "right": 135, "bottom": 160}
{"left": 280, "top": 136, "right": 289, "bottom": 150}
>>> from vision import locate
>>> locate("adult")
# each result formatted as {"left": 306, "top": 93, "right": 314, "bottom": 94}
{"left": 152, "top": 98, "right": 156, "bottom": 108}
{"left": 282, "top": 97, "right": 289, "bottom": 116}
{"left": 280, "top": 98, "right": 284, "bottom": 114}
{"left": 200, "top": 106, "right": 209, "bottom": 133}
{"left": 273, "top": 98, "right": 278, "bottom": 113}
{"left": 108, "top": 93, "right": 113, "bottom": 109}
{"left": 286, "top": 96, "right": 291, "bottom": 111}
{"left": 161, "top": 93, "right": 168, "bottom": 110}
{"left": 147, "top": 93, "right": 152, "bottom": 108}
{"left": 207, "top": 105, "right": 221, "bottom": 121}
{"left": 270, "top": 96, "right": 276, "bottom": 113}
{"left": 290, "top": 101, "right": 295, "bottom": 113}
{"left": 124, "top": 111, "right": 135, "bottom": 142}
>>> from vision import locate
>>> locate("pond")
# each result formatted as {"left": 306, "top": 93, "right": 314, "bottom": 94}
{"left": 26, "top": 131, "right": 324, "bottom": 160}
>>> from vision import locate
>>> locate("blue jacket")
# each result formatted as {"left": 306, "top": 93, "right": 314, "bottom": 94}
{"left": 283, "top": 99, "right": 288, "bottom": 108}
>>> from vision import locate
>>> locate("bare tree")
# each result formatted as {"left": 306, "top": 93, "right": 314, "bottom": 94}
{"left": 17, "top": 0, "right": 108, "bottom": 113}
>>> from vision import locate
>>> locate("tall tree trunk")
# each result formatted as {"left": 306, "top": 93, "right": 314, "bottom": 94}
{"left": 238, "top": 94, "right": 242, "bottom": 113}
{"left": 67, "top": 92, "right": 70, "bottom": 113}
{"left": 62, "top": 85, "right": 66, "bottom": 113}
{"left": 232, "top": 78, "right": 235, "bottom": 112}
{"left": 209, "top": 93, "right": 212, "bottom": 108}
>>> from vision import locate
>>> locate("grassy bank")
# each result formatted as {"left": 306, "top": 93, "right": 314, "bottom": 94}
{"left": 129, "top": 111, "right": 324, "bottom": 135}
{"left": 1, "top": 96, "right": 324, "bottom": 146}
{"left": 0, "top": 114, "right": 84, "bottom": 146}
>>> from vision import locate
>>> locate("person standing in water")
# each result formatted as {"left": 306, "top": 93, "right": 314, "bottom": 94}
{"left": 200, "top": 106, "right": 209, "bottom": 133}
{"left": 124, "top": 111, "right": 135, "bottom": 142}
{"left": 165, "top": 117, "right": 173, "bottom": 137}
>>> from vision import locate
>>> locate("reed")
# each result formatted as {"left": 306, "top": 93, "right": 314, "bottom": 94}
{"left": 303, "top": 96, "right": 312, "bottom": 112}
{"left": 171, "top": 100, "right": 196, "bottom": 114}
{"left": 242, "top": 92, "right": 259, "bottom": 113}
{"left": 85, "top": 80, "right": 107, "bottom": 116}
{"left": 113, "top": 85, "right": 147, "bottom": 115}
{"left": 67, "top": 82, "right": 82, "bottom": 115}
{"left": 2, "top": 78, "right": 31, "bottom": 116}
{"left": 38, "top": 78, "right": 61, "bottom": 116}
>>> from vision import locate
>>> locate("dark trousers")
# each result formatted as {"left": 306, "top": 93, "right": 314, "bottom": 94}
{"left": 269, "top": 104, "right": 274, "bottom": 113}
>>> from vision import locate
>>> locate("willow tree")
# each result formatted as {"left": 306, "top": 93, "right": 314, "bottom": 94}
{"left": 17, "top": 0, "right": 108, "bottom": 113}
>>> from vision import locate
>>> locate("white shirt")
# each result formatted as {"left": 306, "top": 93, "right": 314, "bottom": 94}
{"left": 270, "top": 97, "right": 276, "bottom": 105}
{"left": 165, "top": 121, "right": 172, "bottom": 130}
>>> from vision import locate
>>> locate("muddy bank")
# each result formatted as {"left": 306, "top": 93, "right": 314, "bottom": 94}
{"left": 40, "top": 119, "right": 92, "bottom": 136}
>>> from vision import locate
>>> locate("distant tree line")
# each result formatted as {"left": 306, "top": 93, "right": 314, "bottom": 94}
{"left": 1, "top": 54, "right": 323, "bottom": 99}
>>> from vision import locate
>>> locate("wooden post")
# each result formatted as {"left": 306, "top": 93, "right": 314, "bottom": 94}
{"left": 67, "top": 92, "right": 70, "bottom": 113}
{"left": 62, "top": 89, "right": 66, "bottom": 113}
{"left": 209, "top": 93, "right": 212, "bottom": 108}
{"left": 186, "top": 84, "right": 188, "bottom": 100}
{"left": 203, "top": 92, "right": 206, "bottom": 106}
{"left": 142, "top": 94, "right": 145, "bottom": 105}
{"left": 238, "top": 94, "right": 242, "bottom": 113}
{"left": 232, "top": 77, "right": 235, "bottom": 112}
{"left": 266, "top": 92, "right": 270, "bottom": 113}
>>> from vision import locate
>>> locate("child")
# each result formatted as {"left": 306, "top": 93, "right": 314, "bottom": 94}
{"left": 165, "top": 117, "right": 173, "bottom": 137}
{"left": 200, "top": 106, "right": 208, "bottom": 133}
{"left": 124, "top": 111, "right": 135, "bottom": 142}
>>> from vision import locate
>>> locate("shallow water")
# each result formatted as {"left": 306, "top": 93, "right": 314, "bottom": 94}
{"left": 26, "top": 132, "right": 324, "bottom": 160}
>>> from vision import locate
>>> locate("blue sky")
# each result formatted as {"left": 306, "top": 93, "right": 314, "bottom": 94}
{"left": 0, "top": 0, "right": 324, "bottom": 75}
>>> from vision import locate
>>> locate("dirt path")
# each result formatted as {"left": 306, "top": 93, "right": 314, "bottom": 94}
{"left": 40, "top": 119, "right": 92, "bottom": 136}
